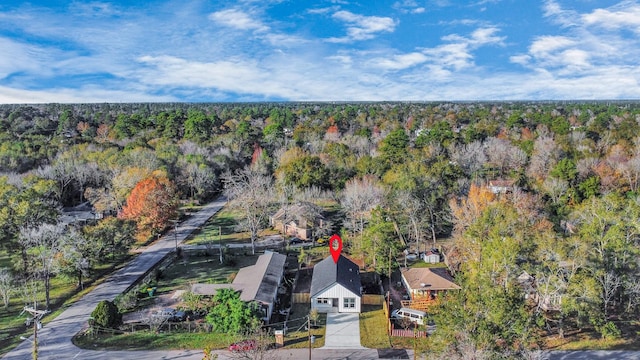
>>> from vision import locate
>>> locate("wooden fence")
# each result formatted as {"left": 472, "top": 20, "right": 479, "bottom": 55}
{"left": 362, "top": 294, "right": 384, "bottom": 305}
{"left": 292, "top": 292, "right": 310, "bottom": 303}
{"left": 390, "top": 326, "right": 427, "bottom": 338}
{"left": 293, "top": 293, "right": 384, "bottom": 305}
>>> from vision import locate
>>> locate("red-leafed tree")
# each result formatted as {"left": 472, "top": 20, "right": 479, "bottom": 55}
{"left": 119, "top": 171, "right": 178, "bottom": 241}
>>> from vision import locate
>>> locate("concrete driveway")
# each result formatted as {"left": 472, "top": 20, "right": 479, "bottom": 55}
{"left": 321, "top": 313, "right": 366, "bottom": 349}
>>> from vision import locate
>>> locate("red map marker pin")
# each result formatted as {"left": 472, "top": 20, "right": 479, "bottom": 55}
{"left": 329, "top": 234, "right": 342, "bottom": 264}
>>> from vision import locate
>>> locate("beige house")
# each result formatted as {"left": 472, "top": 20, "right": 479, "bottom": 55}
{"left": 401, "top": 267, "right": 460, "bottom": 301}
{"left": 270, "top": 202, "right": 324, "bottom": 240}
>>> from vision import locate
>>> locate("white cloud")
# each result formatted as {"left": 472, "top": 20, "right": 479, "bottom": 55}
{"left": 208, "top": 8, "right": 269, "bottom": 32}
{"left": 0, "top": 38, "right": 45, "bottom": 79}
{"left": 513, "top": 0, "right": 640, "bottom": 82}
{"left": 327, "top": 10, "right": 396, "bottom": 43}
{"left": 370, "top": 52, "right": 429, "bottom": 70}
{"left": 582, "top": 2, "right": 640, "bottom": 33}
{"left": 393, "top": 0, "right": 426, "bottom": 14}
{"left": 0, "top": 85, "right": 175, "bottom": 104}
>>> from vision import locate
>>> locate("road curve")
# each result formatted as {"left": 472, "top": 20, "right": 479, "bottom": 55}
{"left": 2, "top": 196, "right": 228, "bottom": 360}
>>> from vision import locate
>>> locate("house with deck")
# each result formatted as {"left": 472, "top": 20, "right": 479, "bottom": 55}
{"left": 401, "top": 267, "right": 460, "bottom": 301}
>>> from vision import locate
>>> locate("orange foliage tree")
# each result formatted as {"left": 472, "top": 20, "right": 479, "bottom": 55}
{"left": 448, "top": 183, "right": 497, "bottom": 236}
{"left": 118, "top": 171, "right": 178, "bottom": 241}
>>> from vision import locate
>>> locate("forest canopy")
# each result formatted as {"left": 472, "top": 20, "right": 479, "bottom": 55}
{"left": 2, "top": 101, "right": 640, "bottom": 356}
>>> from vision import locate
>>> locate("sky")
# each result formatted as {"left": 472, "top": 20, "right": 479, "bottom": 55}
{"left": 0, "top": 0, "right": 639, "bottom": 103}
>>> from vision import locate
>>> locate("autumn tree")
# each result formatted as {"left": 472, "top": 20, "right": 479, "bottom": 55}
{"left": 118, "top": 171, "right": 178, "bottom": 241}
{"left": 448, "top": 184, "right": 496, "bottom": 237}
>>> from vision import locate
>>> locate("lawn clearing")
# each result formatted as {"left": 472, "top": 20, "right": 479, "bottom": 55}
{"left": 73, "top": 329, "right": 242, "bottom": 351}
{"left": 279, "top": 303, "right": 326, "bottom": 349}
{"left": 186, "top": 207, "right": 248, "bottom": 245}
{"left": 360, "top": 305, "right": 391, "bottom": 348}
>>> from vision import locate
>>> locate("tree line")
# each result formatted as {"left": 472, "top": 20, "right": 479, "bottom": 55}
{"left": 2, "top": 101, "right": 640, "bottom": 356}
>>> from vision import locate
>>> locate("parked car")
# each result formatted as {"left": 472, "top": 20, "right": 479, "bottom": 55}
{"left": 288, "top": 237, "right": 303, "bottom": 245}
{"left": 391, "top": 307, "right": 427, "bottom": 325}
{"left": 229, "top": 340, "right": 257, "bottom": 352}
{"left": 153, "top": 308, "right": 176, "bottom": 319}
{"left": 170, "top": 309, "right": 188, "bottom": 322}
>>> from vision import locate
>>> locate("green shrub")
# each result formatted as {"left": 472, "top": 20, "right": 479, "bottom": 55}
{"left": 91, "top": 300, "right": 122, "bottom": 329}
{"left": 598, "top": 321, "right": 621, "bottom": 340}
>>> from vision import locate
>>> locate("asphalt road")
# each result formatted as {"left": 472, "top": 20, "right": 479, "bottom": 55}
{"left": 3, "top": 195, "right": 640, "bottom": 360}
{"left": 2, "top": 196, "right": 228, "bottom": 360}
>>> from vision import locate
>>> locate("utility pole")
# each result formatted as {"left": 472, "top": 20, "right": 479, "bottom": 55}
{"left": 218, "top": 226, "right": 223, "bottom": 264}
{"left": 388, "top": 246, "right": 392, "bottom": 292}
{"left": 308, "top": 315, "right": 311, "bottom": 360}
{"left": 22, "top": 306, "right": 48, "bottom": 360}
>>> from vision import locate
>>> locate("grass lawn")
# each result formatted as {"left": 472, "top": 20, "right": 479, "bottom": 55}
{"left": 280, "top": 303, "right": 326, "bottom": 349}
{"left": 73, "top": 303, "right": 327, "bottom": 351}
{"left": 0, "top": 252, "right": 133, "bottom": 357}
{"left": 360, "top": 305, "right": 391, "bottom": 348}
{"left": 186, "top": 207, "right": 248, "bottom": 245}
{"left": 359, "top": 304, "right": 433, "bottom": 352}
{"left": 154, "top": 250, "right": 259, "bottom": 294}
{"left": 408, "top": 261, "right": 448, "bottom": 269}
{"left": 73, "top": 329, "right": 242, "bottom": 351}
{"left": 544, "top": 322, "right": 640, "bottom": 350}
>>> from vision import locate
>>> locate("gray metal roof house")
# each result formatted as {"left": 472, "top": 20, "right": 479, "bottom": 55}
{"left": 191, "top": 251, "right": 286, "bottom": 322}
{"left": 310, "top": 255, "right": 361, "bottom": 313}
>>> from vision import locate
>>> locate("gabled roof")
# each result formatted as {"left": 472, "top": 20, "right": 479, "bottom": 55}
{"left": 271, "top": 202, "right": 324, "bottom": 226}
{"left": 401, "top": 267, "right": 461, "bottom": 291}
{"left": 310, "top": 255, "right": 361, "bottom": 297}
{"left": 232, "top": 251, "right": 286, "bottom": 304}
{"left": 488, "top": 179, "right": 516, "bottom": 187}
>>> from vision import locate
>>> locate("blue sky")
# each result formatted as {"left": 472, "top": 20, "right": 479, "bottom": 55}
{"left": 0, "top": 0, "right": 639, "bottom": 103}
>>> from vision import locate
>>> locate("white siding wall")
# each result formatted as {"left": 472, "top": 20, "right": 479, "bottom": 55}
{"left": 311, "top": 284, "right": 361, "bottom": 313}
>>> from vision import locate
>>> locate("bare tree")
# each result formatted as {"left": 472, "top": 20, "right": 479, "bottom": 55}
{"left": 449, "top": 141, "right": 487, "bottom": 176}
{"left": 599, "top": 271, "right": 621, "bottom": 319}
{"left": 483, "top": 137, "right": 527, "bottom": 177}
{"left": 223, "top": 168, "right": 273, "bottom": 255}
{"left": 19, "top": 223, "right": 66, "bottom": 309}
{"left": 0, "top": 268, "right": 14, "bottom": 308}
{"left": 624, "top": 277, "right": 640, "bottom": 313}
{"left": 180, "top": 161, "right": 217, "bottom": 201}
{"left": 542, "top": 177, "right": 568, "bottom": 205}
{"left": 60, "top": 228, "right": 93, "bottom": 289}
{"left": 527, "top": 135, "right": 561, "bottom": 181}
{"left": 340, "top": 176, "right": 385, "bottom": 252}
{"left": 395, "top": 190, "right": 424, "bottom": 248}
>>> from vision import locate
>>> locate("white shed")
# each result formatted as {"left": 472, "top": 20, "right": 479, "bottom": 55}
{"left": 422, "top": 251, "right": 440, "bottom": 264}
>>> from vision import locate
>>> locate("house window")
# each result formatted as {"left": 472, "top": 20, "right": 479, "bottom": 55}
{"left": 317, "top": 298, "right": 329, "bottom": 304}
{"left": 343, "top": 297, "right": 355, "bottom": 308}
